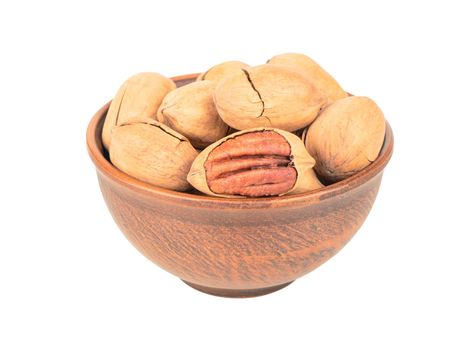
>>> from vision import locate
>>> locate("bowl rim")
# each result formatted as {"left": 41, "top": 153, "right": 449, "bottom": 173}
{"left": 87, "top": 73, "right": 394, "bottom": 208}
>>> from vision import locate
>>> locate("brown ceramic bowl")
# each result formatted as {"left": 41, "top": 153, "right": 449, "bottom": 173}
{"left": 87, "top": 73, "right": 394, "bottom": 298}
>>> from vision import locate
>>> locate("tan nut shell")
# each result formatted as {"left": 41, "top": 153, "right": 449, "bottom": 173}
{"left": 267, "top": 53, "right": 347, "bottom": 104}
{"left": 102, "top": 72, "right": 176, "bottom": 150}
{"left": 109, "top": 118, "right": 198, "bottom": 191}
{"left": 157, "top": 81, "right": 229, "bottom": 149}
{"left": 196, "top": 61, "right": 249, "bottom": 82}
{"left": 305, "top": 96, "right": 386, "bottom": 183}
{"left": 187, "top": 128, "right": 323, "bottom": 198}
{"left": 214, "top": 65, "right": 326, "bottom": 132}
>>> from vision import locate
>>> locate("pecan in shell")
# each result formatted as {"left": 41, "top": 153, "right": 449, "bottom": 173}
{"left": 187, "top": 128, "right": 323, "bottom": 198}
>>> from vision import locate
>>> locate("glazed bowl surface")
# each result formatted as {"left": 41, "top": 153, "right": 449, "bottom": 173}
{"left": 87, "top": 73, "right": 394, "bottom": 297}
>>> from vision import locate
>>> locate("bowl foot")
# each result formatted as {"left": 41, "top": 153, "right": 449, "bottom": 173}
{"left": 182, "top": 280, "right": 294, "bottom": 298}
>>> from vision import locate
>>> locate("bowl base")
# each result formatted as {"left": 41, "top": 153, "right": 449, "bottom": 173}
{"left": 182, "top": 280, "right": 294, "bottom": 298}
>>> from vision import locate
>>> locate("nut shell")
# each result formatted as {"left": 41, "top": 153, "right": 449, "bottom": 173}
{"left": 102, "top": 72, "right": 176, "bottom": 150}
{"left": 158, "top": 81, "right": 229, "bottom": 149}
{"left": 109, "top": 118, "right": 198, "bottom": 191}
{"left": 214, "top": 65, "right": 326, "bottom": 132}
{"left": 305, "top": 96, "right": 386, "bottom": 183}
{"left": 196, "top": 61, "right": 249, "bottom": 82}
{"left": 267, "top": 53, "right": 346, "bottom": 104}
{"left": 187, "top": 128, "right": 323, "bottom": 198}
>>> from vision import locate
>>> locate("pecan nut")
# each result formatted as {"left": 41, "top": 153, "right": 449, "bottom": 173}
{"left": 157, "top": 80, "right": 229, "bottom": 149}
{"left": 110, "top": 118, "right": 198, "bottom": 191}
{"left": 196, "top": 60, "right": 250, "bottom": 83}
{"left": 213, "top": 65, "right": 327, "bottom": 132}
{"left": 187, "top": 128, "right": 323, "bottom": 198}
{"left": 304, "top": 96, "right": 386, "bottom": 183}
{"left": 267, "top": 53, "right": 347, "bottom": 104}
{"left": 102, "top": 72, "right": 176, "bottom": 150}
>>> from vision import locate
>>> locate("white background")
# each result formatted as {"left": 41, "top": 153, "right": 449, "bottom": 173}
{"left": 1, "top": 1, "right": 474, "bottom": 349}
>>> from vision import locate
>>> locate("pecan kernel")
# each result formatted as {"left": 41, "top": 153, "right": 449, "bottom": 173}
{"left": 203, "top": 131, "right": 296, "bottom": 197}
{"left": 187, "top": 128, "right": 322, "bottom": 198}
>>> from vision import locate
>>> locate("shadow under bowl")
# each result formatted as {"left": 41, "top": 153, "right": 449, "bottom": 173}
{"left": 86, "top": 73, "right": 394, "bottom": 298}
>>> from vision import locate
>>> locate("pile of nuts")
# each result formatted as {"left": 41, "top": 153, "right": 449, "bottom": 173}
{"left": 102, "top": 53, "right": 386, "bottom": 198}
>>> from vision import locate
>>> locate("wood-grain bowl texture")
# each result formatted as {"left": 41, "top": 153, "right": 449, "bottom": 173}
{"left": 87, "top": 74, "right": 394, "bottom": 297}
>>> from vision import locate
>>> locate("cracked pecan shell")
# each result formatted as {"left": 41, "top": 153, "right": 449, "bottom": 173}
{"left": 102, "top": 72, "right": 176, "bottom": 150}
{"left": 304, "top": 96, "right": 386, "bottom": 183}
{"left": 267, "top": 53, "right": 347, "bottom": 104}
{"left": 187, "top": 128, "right": 323, "bottom": 198}
{"left": 109, "top": 118, "right": 198, "bottom": 191}
{"left": 213, "top": 65, "right": 327, "bottom": 132}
